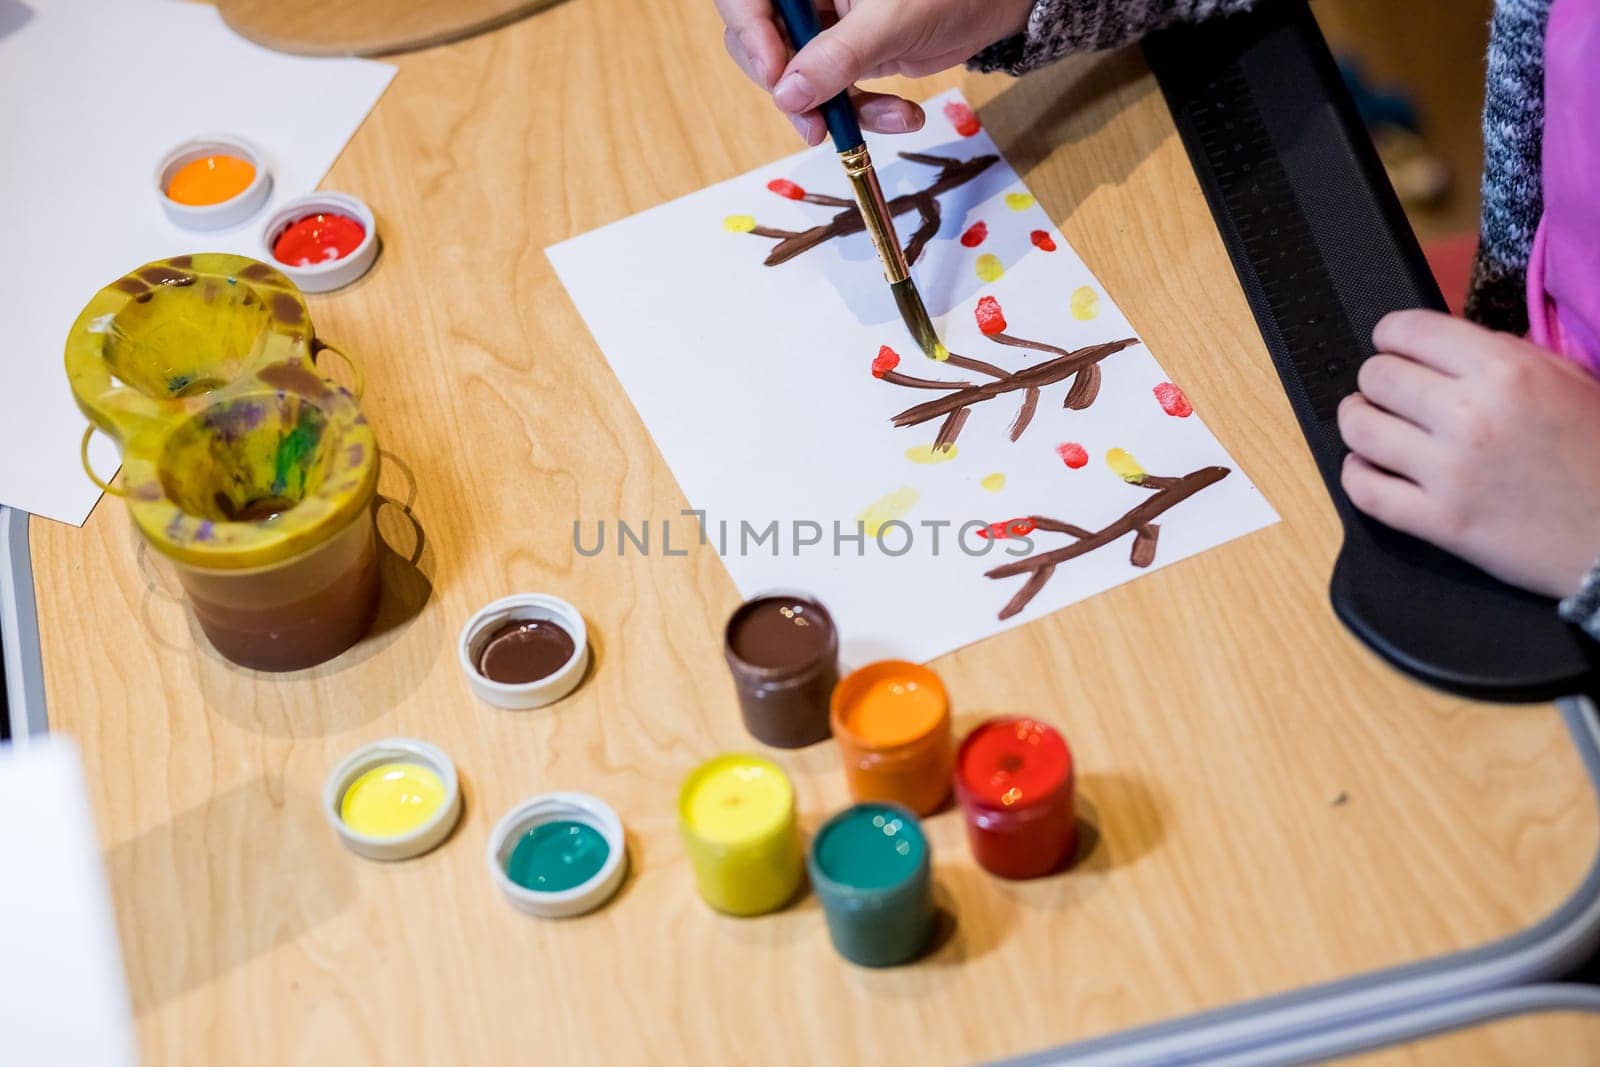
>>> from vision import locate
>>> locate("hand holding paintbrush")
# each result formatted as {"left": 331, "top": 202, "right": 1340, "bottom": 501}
{"left": 760, "top": 0, "right": 951, "bottom": 359}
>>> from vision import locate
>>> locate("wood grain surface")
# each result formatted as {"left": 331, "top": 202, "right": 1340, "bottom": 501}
{"left": 217, "top": 0, "right": 564, "bottom": 57}
{"left": 1347, "top": 1010, "right": 1600, "bottom": 1065}
{"left": 29, "top": 1, "right": 1598, "bottom": 1063}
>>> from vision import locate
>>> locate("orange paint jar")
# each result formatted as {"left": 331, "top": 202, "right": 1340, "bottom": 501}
{"left": 830, "top": 661, "right": 953, "bottom": 816}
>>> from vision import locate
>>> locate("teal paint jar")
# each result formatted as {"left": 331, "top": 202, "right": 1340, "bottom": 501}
{"left": 807, "top": 802, "right": 933, "bottom": 967}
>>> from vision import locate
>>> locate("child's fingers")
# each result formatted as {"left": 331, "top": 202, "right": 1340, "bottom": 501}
{"left": 1337, "top": 393, "right": 1436, "bottom": 480}
{"left": 1340, "top": 453, "right": 1435, "bottom": 536}
{"left": 1354, "top": 353, "right": 1454, "bottom": 431}
{"left": 1371, "top": 309, "right": 1483, "bottom": 376}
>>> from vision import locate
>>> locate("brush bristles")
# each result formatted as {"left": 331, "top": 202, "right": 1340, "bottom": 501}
{"left": 891, "top": 279, "right": 945, "bottom": 361}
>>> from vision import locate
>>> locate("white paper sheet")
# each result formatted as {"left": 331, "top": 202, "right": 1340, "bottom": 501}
{"left": 0, "top": 0, "right": 394, "bottom": 525}
{"left": 551, "top": 90, "right": 1278, "bottom": 664}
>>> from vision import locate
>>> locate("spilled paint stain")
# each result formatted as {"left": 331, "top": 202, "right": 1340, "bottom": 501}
{"left": 960, "top": 221, "right": 988, "bottom": 247}
{"left": 905, "top": 443, "right": 958, "bottom": 464}
{"left": 1106, "top": 448, "right": 1146, "bottom": 484}
{"left": 723, "top": 215, "right": 756, "bottom": 233}
{"left": 944, "top": 100, "right": 981, "bottom": 137}
{"left": 1004, "top": 192, "right": 1036, "bottom": 211}
{"left": 1055, "top": 443, "right": 1089, "bottom": 469}
{"left": 766, "top": 178, "right": 806, "bottom": 200}
{"left": 857, "top": 487, "right": 921, "bottom": 536}
{"left": 1030, "top": 230, "right": 1057, "bottom": 252}
{"left": 975, "top": 295, "right": 1007, "bottom": 335}
{"left": 1070, "top": 285, "right": 1099, "bottom": 320}
{"left": 980, "top": 472, "right": 1006, "bottom": 492}
{"left": 975, "top": 254, "right": 1005, "bottom": 283}
{"left": 1153, "top": 382, "right": 1194, "bottom": 417}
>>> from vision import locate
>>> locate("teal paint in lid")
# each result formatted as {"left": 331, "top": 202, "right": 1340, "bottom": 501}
{"left": 506, "top": 820, "right": 610, "bottom": 892}
{"left": 807, "top": 802, "right": 934, "bottom": 967}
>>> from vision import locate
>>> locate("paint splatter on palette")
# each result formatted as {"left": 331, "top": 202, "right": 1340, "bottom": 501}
{"left": 548, "top": 89, "right": 1278, "bottom": 663}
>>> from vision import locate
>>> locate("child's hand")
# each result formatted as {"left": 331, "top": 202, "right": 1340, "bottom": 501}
{"left": 1337, "top": 309, "right": 1600, "bottom": 599}
{"left": 713, "top": 0, "right": 1033, "bottom": 144}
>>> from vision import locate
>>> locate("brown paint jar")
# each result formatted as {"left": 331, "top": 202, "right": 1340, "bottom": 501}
{"left": 829, "top": 661, "right": 953, "bottom": 816}
{"left": 723, "top": 593, "right": 839, "bottom": 748}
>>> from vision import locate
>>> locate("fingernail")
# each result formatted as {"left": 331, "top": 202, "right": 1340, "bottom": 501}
{"left": 773, "top": 71, "right": 813, "bottom": 113}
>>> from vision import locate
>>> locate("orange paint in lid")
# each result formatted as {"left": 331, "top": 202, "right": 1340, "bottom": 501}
{"left": 830, "top": 661, "right": 953, "bottom": 815}
{"left": 165, "top": 154, "right": 256, "bottom": 206}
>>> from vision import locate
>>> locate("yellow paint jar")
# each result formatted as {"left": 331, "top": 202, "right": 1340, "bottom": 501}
{"left": 678, "top": 754, "right": 802, "bottom": 916}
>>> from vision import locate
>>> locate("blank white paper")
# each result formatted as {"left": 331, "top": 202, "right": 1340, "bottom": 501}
{"left": 550, "top": 90, "right": 1278, "bottom": 664}
{"left": 0, "top": 0, "right": 394, "bottom": 525}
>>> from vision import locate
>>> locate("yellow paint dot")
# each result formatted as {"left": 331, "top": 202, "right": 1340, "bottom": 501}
{"left": 975, "top": 254, "right": 1005, "bottom": 282}
{"left": 1106, "top": 448, "right": 1146, "bottom": 484}
{"left": 340, "top": 762, "right": 447, "bottom": 838}
{"left": 1004, "top": 192, "right": 1036, "bottom": 211}
{"left": 980, "top": 473, "right": 1006, "bottom": 492}
{"left": 1070, "top": 285, "right": 1099, "bottom": 320}
{"left": 905, "top": 443, "right": 958, "bottom": 465}
{"left": 856, "top": 487, "right": 921, "bottom": 536}
{"left": 723, "top": 214, "right": 757, "bottom": 233}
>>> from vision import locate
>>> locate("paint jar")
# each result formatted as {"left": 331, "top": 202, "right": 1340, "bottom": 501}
{"left": 808, "top": 802, "right": 933, "bottom": 968}
{"left": 830, "top": 660, "right": 953, "bottom": 816}
{"left": 324, "top": 738, "right": 462, "bottom": 861}
{"left": 723, "top": 592, "right": 839, "bottom": 748}
{"left": 139, "top": 389, "right": 380, "bottom": 671}
{"left": 458, "top": 594, "right": 590, "bottom": 710}
{"left": 156, "top": 134, "right": 272, "bottom": 231}
{"left": 261, "top": 191, "right": 379, "bottom": 293}
{"left": 954, "top": 718, "right": 1076, "bottom": 880}
{"left": 64, "top": 255, "right": 382, "bottom": 672}
{"left": 487, "top": 792, "right": 628, "bottom": 918}
{"left": 678, "top": 753, "right": 803, "bottom": 916}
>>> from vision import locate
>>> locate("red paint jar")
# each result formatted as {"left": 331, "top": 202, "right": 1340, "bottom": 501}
{"left": 954, "top": 718, "right": 1076, "bottom": 879}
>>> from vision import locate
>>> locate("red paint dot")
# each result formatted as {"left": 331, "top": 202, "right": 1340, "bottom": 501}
{"left": 766, "top": 178, "right": 806, "bottom": 200}
{"left": 975, "top": 296, "right": 1007, "bottom": 336}
{"left": 1055, "top": 443, "right": 1089, "bottom": 469}
{"left": 1153, "top": 382, "right": 1194, "bottom": 417}
{"left": 1030, "top": 230, "right": 1057, "bottom": 252}
{"left": 943, "top": 100, "right": 981, "bottom": 137}
{"left": 960, "top": 221, "right": 988, "bottom": 248}
{"left": 872, "top": 345, "right": 901, "bottom": 378}
{"left": 271, "top": 212, "right": 365, "bottom": 266}
{"left": 1006, "top": 518, "right": 1036, "bottom": 537}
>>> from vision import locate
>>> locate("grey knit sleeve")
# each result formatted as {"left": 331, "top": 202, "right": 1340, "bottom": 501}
{"left": 1559, "top": 557, "right": 1600, "bottom": 642}
{"left": 969, "top": 0, "right": 1261, "bottom": 76}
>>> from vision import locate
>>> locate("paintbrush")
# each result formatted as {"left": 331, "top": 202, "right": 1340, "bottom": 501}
{"left": 771, "top": 0, "right": 946, "bottom": 361}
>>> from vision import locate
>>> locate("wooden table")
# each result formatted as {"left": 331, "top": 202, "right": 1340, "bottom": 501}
{"left": 26, "top": 1, "right": 1600, "bottom": 1063}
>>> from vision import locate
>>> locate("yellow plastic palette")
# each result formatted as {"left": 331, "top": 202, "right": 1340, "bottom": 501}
{"left": 64, "top": 254, "right": 379, "bottom": 570}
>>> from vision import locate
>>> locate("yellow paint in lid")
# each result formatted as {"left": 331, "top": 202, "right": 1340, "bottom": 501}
{"left": 340, "top": 761, "right": 447, "bottom": 838}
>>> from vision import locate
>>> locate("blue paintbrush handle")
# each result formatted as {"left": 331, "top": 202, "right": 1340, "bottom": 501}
{"left": 771, "top": 0, "right": 864, "bottom": 152}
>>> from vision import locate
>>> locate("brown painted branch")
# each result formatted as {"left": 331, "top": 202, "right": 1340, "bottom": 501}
{"left": 933, "top": 407, "right": 970, "bottom": 451}
{"left": 944, "top": 351, "right": 1008, "bottom": 379}
{"left": 1033, "top": 518, "right": 1093, "bottom": 538}
{"left": 752, "top": 153, "right": 1000, "bottom": 266}
{"left": 881, "top": 369, "right": 972, "bottom": 391}
{"left": 891, "top": 338, "right": 1137, "bottom": 430}
{"left": 1009, "top": 386, "right": 1041, "bottom": 441}
{"left": 751, "top": 225, "right": 802, "bottom": 239}
{"left": 803, "top": 192, "right": 853, "bottom": 208}
{"left": 1130, "top": 523, "right": 1160, "bottom": 567}
{"left": 986, "top": 466, "right": 1231, "bottom": 619}
{"left": 901, "top": 195, "right": 941, "bottom": 267}
{"left": 1064, "top": 364, "right": 1101, "bottom": 409}
{"left": 988, "top": 332, "right": 1077, "bottom": 359}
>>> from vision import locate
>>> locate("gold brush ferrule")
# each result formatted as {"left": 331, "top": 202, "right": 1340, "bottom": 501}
{"left": 839, "top": 144, "right": 911, "bottom": 285}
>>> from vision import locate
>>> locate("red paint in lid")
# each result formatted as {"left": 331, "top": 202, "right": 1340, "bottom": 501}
{"left": 272, "top": 212, "right": 366, "bottom": 267}
{"left": 956, "top": 717, "right": 1071, "bottom": 810}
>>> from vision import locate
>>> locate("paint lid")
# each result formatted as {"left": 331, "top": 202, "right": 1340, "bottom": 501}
{"left": 324, "top": 738, "right": 462, "bottom": 861}
{"left": 261, "top": 192, "right": 379, "bottom": 294}
{"left": 487, "top": 791, "right": 628, "bottom": 918}
{"left": 156, "top": 134, "right": 272, "bottom": 231}
{"left": 830, "top": 660, "right": 951, "bottom": 761}
{"left": 458, "top": 594, "right": 590, "bottom": 710}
